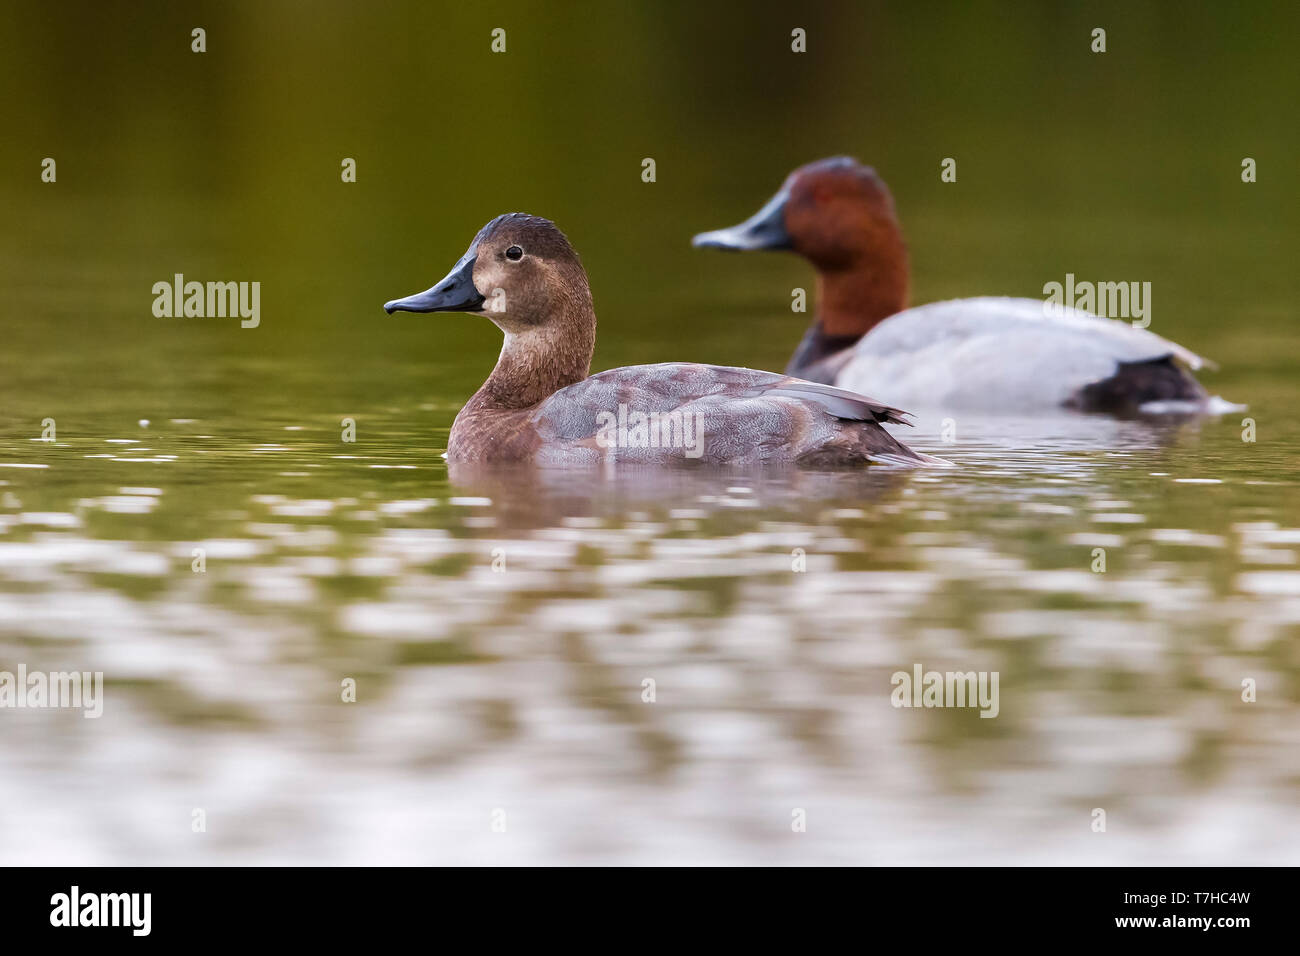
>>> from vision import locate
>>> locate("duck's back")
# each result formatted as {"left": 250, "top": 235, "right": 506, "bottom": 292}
{"left": 529, "top": 363, "right": 929, "bottom": 466}
{"left": 835, "top": 296, "right": 1216, "bottom": 414}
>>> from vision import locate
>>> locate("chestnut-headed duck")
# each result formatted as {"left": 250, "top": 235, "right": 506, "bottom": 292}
{"left": 693, "top": 156, "right": 1239, "bottom": 416}
{"left": 384, "top": 213, "right": 938, "bottom": 466}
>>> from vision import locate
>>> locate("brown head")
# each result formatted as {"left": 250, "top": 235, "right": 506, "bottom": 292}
{"left": 384, "top": 213, "right": 596, "bottom": 407}
{"left": 692, "top": 157, "right": 909, "bottom": 338}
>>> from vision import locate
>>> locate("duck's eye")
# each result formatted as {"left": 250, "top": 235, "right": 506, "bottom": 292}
{"left": 505, "top": 245, "right": 524, "bottom": 261}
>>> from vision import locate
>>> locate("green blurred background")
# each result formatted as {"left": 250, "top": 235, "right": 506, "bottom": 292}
{"left": 2, "top": 0, "right": 1295, "bottom": 429}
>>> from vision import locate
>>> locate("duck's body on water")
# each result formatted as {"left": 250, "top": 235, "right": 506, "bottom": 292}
{"left": 693, "top": 156, "right": 1239, "bottom": 416}
{"left": 385, "top": 214, "right": 936, "bottom": 467}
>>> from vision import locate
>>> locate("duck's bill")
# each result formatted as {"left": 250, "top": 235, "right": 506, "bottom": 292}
{"left": 691, "top": 188, "right": 792, "bottom": 251}
{"left": 384, "top": 252, "right": 486, "bottom": 314}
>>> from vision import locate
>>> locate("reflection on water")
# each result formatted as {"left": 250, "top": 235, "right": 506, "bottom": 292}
{"left": 2, "top": 409, "right": 1297, "bottom": 864}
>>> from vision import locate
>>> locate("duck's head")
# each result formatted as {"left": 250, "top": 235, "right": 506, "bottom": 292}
{"left": 384, "top": 213, "right": 591, "bottom": 336}
{"left": 692, "top": 156, "right": 903, "bottom": 272}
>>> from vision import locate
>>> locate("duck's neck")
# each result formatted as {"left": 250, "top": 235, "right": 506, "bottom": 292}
{"left": 787, "top": 243, "right": 908, "bottom": 381}
{"left": 814, "top": 246, "right": 909, "bottom": 340}
{"left": 467, "top": 303, "right": 595, "bottom": 413}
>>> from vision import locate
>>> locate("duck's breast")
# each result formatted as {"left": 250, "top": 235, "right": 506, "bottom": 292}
{"left": 835, "top": 297, "right": 1207, "bottom": 413}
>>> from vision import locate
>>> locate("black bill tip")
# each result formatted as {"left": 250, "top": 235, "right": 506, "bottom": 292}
{"left": 384, "top": 252, "right": 485, "bottom": 314}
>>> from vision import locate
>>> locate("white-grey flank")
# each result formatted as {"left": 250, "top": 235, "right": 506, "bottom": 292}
{"left": 833, "top": 297, "right": 1238, "bottom": 413}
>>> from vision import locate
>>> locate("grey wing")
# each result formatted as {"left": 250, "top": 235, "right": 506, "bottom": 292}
{"left": 530, "top": 363, "right": 916, "bottom": 464}
{"left": 539, "top": 363, "right": 910, "bottom": 427}
{"left": 755, "top": 377, "right": 912, "bottom": 425}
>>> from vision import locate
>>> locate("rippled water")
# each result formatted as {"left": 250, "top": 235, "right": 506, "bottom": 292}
{"left": 3, "top": 388, "right": 1298, "bottom": 864}
{"left": 3, "top": 0, "right": 1298, "bottom": 865}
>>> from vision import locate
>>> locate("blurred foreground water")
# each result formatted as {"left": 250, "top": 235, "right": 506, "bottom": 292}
{"left": 2, "top": 399, "right": 1298, "bottom": 864}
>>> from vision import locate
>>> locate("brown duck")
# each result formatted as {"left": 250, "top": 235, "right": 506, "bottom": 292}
{"left": 384, "top": 214, "right": 938, "bottom": 467}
